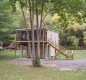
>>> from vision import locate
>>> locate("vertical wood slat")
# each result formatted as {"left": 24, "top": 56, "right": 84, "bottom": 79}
{"left": 20, "top": 45, "right": 23, "bottom": 58}
{"left": 16, "top": 31, "right": 19, "bottom": 41}
{"left": 42, "top": 29, "right": 45, "bottom": 58}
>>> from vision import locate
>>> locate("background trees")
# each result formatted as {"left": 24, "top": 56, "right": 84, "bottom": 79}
{"left": 1, "top": 0, "right": 86, "bottom": 66}
{"left": 0, "top": 0, "right": 85, "bottom": 47}
{"left": 0, "top": 0, "right": 21, "bottom": 43}
{"left": 44, "top": 0, "right": 86, "bottom": 49}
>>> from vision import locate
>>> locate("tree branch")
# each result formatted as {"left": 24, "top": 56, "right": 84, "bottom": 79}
{"left": 42, "top": 10, "right": 52, "bottom": 22}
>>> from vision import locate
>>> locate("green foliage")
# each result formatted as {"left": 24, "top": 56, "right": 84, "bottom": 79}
{"left": 67, "top": 36, "right": 78, "bottom": 43}
{"left": 32, "top": 57, "right": 41, "bottom": 67}
{"left": 73, "top": 37, "right": 79, "bottom": 45}
{"left": 66, "top": 36, "right": 79, "bottom": 49}
{"left": 0, "top": 0, "right": 21, "bottom": 43}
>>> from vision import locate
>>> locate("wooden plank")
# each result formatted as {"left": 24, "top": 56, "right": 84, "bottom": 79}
{"left": 20, "top": 45, "right": 23, "bottom": 58}
{"left": 42, "top": 29, "right": 45, "bottom": 58}
{"left": 16, "top": 41, "right": 46, "bottom": 43}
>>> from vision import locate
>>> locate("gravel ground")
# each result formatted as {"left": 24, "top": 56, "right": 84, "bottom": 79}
{"left": 11, "top": 58, "right": 86, "bottom": 71}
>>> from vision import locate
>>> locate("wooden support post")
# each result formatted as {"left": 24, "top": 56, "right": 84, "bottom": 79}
{"left": 55, "top": 39, "right": 57, "bottom": 59}
{"left": 14, "top": 43, "right": 17, "bottom": 58}
{"left": 42, "top": 43, "right": 45, "bottom": 58}
{"left": 20, "top": 45, "right": 23, "bottom": 58}
{"left": 14, "top": 34, "right": 17, "bottom": 58}
{"left": 72, "top": 50, "right": 74, "bottom": 59}
{"left": 26, "top": 46, "right": 31, "bottom": 58}
{"left": 55, "top": 49, "right": 57, "bottom": 59}
{"left": 26, "top": 46, "right": 28, "bottom": 58}
{"left": 48, "top": 45, "right": 50, "bottom": 59}
{"left": 35, "top": 44, "right": 37, "bottom": 58}
{"left": 42, "top": 29, "right": 45, "bottom": 58}
{"left": 45, "top": 44, "right": 49, "bottom": 60}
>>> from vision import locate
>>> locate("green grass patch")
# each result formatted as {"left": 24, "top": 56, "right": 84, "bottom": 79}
{"left": 56, "top": 53, "right": 66, "bottom": 60}
{"left": 56, "top": 50, "right": 86, "bottom": 60}
{"left": 0, "top": 50, "right": 86, "bottom": 80}
{"left": 0, "top": 50, "right": 20, "bottom": 60}
{"left": 74, "top": 50, "right": 86, "bottom": 59}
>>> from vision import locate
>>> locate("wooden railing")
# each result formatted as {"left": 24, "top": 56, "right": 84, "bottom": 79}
{"left": 47, "top": 38, "right": 74, "bottom": 59}
{"left": 16, "top": 35, "right": 46, "bottom": 41}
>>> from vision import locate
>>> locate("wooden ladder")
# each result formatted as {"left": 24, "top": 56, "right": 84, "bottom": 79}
{"left": 47, "top": 38, "right": 74, "bottom": 60}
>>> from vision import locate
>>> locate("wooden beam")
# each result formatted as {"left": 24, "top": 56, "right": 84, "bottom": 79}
{"left": 45, "top": 44, "right": 49, "bottom": 60}
{"left": 20, "top": 45, "right": 23, "bottom": 58}
{"left": 42, "top": 29, "right": 45, "bottom": 58}
{"left": 16, "top": 41, "right": 46, "bottom": 43}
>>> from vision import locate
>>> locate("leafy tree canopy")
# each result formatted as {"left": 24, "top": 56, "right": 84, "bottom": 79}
{"left": 0, "top": 0, "right": 21, "bottom": 43}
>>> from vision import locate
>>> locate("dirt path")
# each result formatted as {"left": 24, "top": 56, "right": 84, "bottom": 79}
{"left": 42, "top": 60, "right": 86, "bottom": 70}
{"left": 11, "top": 58, "right": 86, "bottom": 70}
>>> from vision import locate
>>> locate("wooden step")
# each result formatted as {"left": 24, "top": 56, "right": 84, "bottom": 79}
{"left": 47, "top": 38, "right": 74, "bottom": 59}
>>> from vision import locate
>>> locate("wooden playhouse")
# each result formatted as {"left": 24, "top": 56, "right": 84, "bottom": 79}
{"left": 15, "top": 28, "right": 73, "bottom": 60}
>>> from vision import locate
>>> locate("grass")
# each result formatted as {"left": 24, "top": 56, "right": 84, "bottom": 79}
{"left": 0, "top": 50, "right": 86, "bottom": 80}
{"left": 56, "top": 50, "right": 86, "bottom": 60}
{"left": 74, "top": 50, "right": 86, "bottom": 59}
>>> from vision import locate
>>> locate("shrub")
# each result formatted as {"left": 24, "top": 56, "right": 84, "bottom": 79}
{"left": 32, "top": 57, "right": 41, "bottom": 67}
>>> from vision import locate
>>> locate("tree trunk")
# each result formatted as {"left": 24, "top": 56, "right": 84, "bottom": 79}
{"left": 36, "top": 0, "right": 40, "bottom": 58}
{"left": 39, "top": 0, "right": 45, "bottom": 58}
{"left": 28, "top": 0, "right": 45, "bottom": 66}
{"left": 19, "top": 0, "right": 31, "bottom": 59}
{"left": 30, "top": 0, "right": 35, "bottom": 60}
